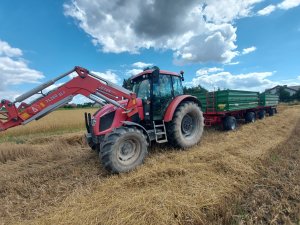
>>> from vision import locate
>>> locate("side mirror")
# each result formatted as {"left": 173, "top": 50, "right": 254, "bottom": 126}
{"left": 180, "top": 70, "right": 184, "bottom": 81}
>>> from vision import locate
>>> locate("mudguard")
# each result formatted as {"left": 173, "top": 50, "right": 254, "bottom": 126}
{"left": 121, "top": 121, "right": 152, "bottom": 145}
{"left": 163, "top": 95, "right": 202, "bottom": 122}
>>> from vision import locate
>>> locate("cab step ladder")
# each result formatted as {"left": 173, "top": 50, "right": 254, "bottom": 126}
{"left": 153, "top": 120, "right": 168, "bottom": 143}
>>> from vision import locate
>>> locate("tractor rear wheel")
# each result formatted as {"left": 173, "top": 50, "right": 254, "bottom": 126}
{"left": 100, "top": 127, "right": 148, "bottom": 173}
{"left": 167, "top": 101, "right": 204, "bottom": 149}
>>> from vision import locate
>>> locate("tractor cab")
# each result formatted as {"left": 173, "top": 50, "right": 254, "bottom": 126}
{"left": 131, "top": 67, "right": 184, "bottom": 121}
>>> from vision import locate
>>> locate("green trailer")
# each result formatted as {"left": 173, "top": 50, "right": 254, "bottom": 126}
{"left": 212, "top": 90, "right": 259, "bottom": 112}
{"left": 259, "top": 92, "right": 279, "bottom": 106}
{"left": 186, "top": 88, "right": 278, "bottom": 131}
{"left": 187, "top": 90, "right": 207, "bottom": 111}
{"left": 186, "top": 89, "right": 260, "bottom": 112}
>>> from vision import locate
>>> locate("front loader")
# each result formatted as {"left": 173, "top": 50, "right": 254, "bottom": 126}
{"left": 0, "top": 66, "right": 204, "bottom": 173}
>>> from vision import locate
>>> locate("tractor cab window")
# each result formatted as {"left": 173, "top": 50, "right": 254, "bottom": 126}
{"left": 133, "top": 78, "right": 151, "bottom": 100}
{"left": 153, "top": 74, "right": 172, "bottom": 98}
{"left": 152, "top": 74, "right": 173, "bottom": 120}
{"left": 172, "top": 76, "right": 183, "bottom": 96}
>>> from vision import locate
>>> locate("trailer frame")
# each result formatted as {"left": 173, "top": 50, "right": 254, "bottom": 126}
{"left": 203, "top": 105, "right": 278, "bottom": 127}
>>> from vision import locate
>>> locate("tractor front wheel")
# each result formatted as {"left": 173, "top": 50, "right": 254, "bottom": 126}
{"left": 167, "top": 101, "right": 204, "bottom": 149}
{"left": 100, "top": 127, "right": 148, "bottom": 173}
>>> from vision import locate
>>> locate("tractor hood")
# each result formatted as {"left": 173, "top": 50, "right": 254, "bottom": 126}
{"left": 92, "top": 98, "right": 143, "bottom": 136}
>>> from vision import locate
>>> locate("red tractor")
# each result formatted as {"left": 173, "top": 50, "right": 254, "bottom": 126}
{"left": 0, "top": 66, "right": 204, "bottom": 173}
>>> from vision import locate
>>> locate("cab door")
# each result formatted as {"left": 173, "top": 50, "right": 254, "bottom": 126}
{"left": 152, "top": 74, "right": 174, "bottom": 120}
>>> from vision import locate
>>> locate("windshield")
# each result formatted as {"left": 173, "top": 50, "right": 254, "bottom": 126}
{"left": 132, "top": 78, "right": 151, "bottom": 100}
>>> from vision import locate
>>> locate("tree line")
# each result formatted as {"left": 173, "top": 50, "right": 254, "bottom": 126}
{"left": 278, "top": 87, "right": 300, "bottom": 102}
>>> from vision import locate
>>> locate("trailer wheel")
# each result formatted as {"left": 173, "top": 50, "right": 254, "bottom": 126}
{"left": 100, "top": 127, "right": 148, "bottom": 173}
{"left": 258, "top": 110, "right": 266, "bottom": 120}
{"left": 223, "top": 116, "right": 237, "bottom": 131}
{"left": 245, "top": 112, "right": 256, "bottom": 123}
{"left": 167, "top": 101, "right": 204, "bottom": 149}
{"left": 269, "top": 108, "right": 275, "bottom": 116}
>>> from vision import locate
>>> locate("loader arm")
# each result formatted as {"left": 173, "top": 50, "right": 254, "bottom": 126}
{"left": 0, "top": 66, "right": 138, "bottom": 132}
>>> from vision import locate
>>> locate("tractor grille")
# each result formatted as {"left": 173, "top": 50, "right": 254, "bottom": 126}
{"left": 99, "top": 111, "right": 115, "bottom": 132}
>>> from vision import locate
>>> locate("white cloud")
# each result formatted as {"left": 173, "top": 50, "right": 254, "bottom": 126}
{"left": 126, "top": 69, "right": 143, "bottom": 77}
{"left": 189, "top": 70, "right": 275, "bottom": 91}
{"left": 188, "top": 67, "right": 300, "bottom": 92}
{"left": 257, "top": 5, "right": 276, "bottom": 15}
{"left": 0, "top": 40, "right": 22, "bottom": 57}
{"left": 226, "top": 61, "right": 240, "bottom": 65}
{"left": 257, "top": 0, "right": 300, "bottom": 16}
{"left": 0, "top": 40, "right": 44, "bottom": 102}
{"left": 242, "top": 46, "right": 257, "bottom": 55}
{"left": 64, "top": 0, "right": 264, "bottom": 64}
{"left": 132, "top": 62, "right": 153, "bottom": 69}
{"left": 125, "top": 61, "right": 153, "bottom": 77}
{"left": 202, "top": 0, "right": 263, "bottom": 23}
{"left": 0, "top": 90, "right": 21, "bottom": 102}
{"left": 278, "top": 0, "right": 300, "bottom": 9}
{"left": 68, "top": 69, "right": 120, "bottom": 84}
{"left": 196, "top": 67, "right": 224, "bottom": 76}
{"left": 174, "top": 23, "right": 239, "bottom": 64}
{"left": 91, "top": 70, "right": 120, "bottom": 84}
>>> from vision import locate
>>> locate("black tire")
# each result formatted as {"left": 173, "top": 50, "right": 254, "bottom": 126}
{"left": 274, "top": 108, "right": 278, "bottom": 114}
{"left": 245, "top": 112, "right": 256, "bottom": 123}
{"left": 269, "top": 108, "right": 275, "bottom": 116}
{"left": 100, "top": 127, "right": 148, "bottom": 173}
{"left": 258, "top": 110, "right": 266, "bottom": 120}
{"left": 167, "top": 101, "right": 204, "bottom": 149}
{"left": 223, "top": 116, "right": 237, "bottom": 131}
{"left": 88, "top": 139, "right": 99, "bottom": 152}
{"left": 91, "top": 145, "right": 100, "bottom": 152}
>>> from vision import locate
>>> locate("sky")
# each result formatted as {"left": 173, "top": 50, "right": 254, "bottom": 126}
{"left": 0, "top": 0, "right": 300, "bottom": 103}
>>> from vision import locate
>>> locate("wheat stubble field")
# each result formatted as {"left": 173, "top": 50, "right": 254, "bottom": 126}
{"left": 0, "top": 106, "right": 299, "bottom": 225}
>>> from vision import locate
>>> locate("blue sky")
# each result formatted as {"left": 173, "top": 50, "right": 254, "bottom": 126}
{"left": 0, "top": 0, "right": 300, "bottom": 103}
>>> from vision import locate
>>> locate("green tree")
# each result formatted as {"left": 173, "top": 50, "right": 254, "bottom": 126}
{"left": 122, "top": 78, "right": 133, "bottom": 90}
{"left": 183, "top": 85, "right": 208, "bottom": 95}
{"left": 292, "top": 89, "right": 300, "bottom": 101}
{"left": 278, "top": 86, "right": 291, "bottom": 102}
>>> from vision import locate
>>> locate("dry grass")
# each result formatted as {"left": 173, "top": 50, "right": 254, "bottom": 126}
{"left": 226, "top": 121, "right": 300, "bottom": 224}
{"left": 0, "top": 108, "right": 96, "bottom": 143}
{"left": 0, "top": 105, "right": 299, "bottom": 225}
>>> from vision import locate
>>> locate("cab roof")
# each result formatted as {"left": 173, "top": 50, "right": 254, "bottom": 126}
{"left": 131, "top": 69, "right": 181, "bottom": 80}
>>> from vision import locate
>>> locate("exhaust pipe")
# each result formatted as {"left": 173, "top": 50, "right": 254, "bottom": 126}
{"left": 84, "top": 112, "right": 90, "bottom": 133}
